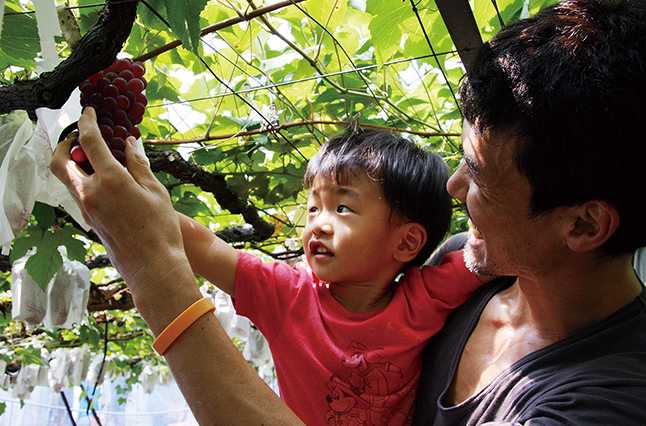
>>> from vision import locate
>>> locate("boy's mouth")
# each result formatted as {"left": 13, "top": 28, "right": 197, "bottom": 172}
{"left": 309, "top": 241, "right": 333, "bottom": 256}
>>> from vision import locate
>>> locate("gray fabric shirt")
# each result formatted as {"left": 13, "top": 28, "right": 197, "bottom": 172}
{"left": 413, "top": 277, "right": 646, "bottom": 425}
{"left": 634, "top": 247, "right": 646, "bottom": 282}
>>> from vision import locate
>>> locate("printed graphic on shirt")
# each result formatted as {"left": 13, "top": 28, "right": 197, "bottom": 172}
{"left": 324, "top": 341, "right": 416, "bottom": 426}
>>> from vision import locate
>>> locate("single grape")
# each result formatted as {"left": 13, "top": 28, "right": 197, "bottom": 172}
{"left": 100, "top": 125, "right": 114, "bottom": 141}
{"left": 101, "top": 97, "right": 118, "bottom": 111}
{"left": 104, "top": 71, "right": 119, "bottom": 82}
{"left": 115, "top": 58, "right": 132, "bottom": 73}
{"left": 123, "top": 90, "right": 136, "bottom": 106}
{"left": 98, "top": 117, "right": 115, "bottom": 128}
{"left": 116, "top": 94, "right": 130, "bottom": 110}
{"left": 96, "top": 109, "right": 112, "bottom": 121}
{"left": 127, "top": 78, "right": 144, "bottom": 94}
{"left": 70, "top": 145, "right": 88, "bottom": 163}
{"left": 88, "top": 93, "right": 104, "bottom": 109}
{"left": 95, "top": 77, "right": 110, "bottom": 92}
{"left": 119, "top": 69, "right": 134, "bottom": 81}
{"left": 127, "top": 112, "right": 140, "bottom": 125}
{"left": 129, "top": 126, "right": 141, "bottom": 140}
{"left": 112, "top": 77, "right": 128, "bottom": 93}
{"left": 129, "top": 102, "right": 145, "bottom": 119}
{"left": 103, "top": 84, "right": 119, "bottom": 98}
{"left": 135, "top": 92, "right": 148, "bottom": 106}
{"left": 111, "top": 149, "right": 126, "bottom": 165}
{"left": 113, "top": 116, "right": 132, "bottom": 131}
{"left": 130, "top": 62, "right": 145, "bottom": 79}
{"left": 80, "top": 83, "right": 97, "bottom": 97}
{"left": 109, "top": 137, "right": 126, "bottom": 152}
{"left": 112, "top": 109, "right": 127, "bottom": 124}
{"left": 113, "top": 125, "right": 128, "bottom": 139}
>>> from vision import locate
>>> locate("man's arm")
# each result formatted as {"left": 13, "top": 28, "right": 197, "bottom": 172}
{"left": 50, "top": 107, "right": 304, "bottom": 426}
{"left": 178, "top": 213, "right": 237, "bottom": 296}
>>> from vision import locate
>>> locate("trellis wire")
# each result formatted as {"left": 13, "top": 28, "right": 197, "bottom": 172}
{"left": 147, "top": 50, "right": 458, "bottom": 109}
{"left": 409, "top": 0, "right": 463, "bottom": 118}
{"left": 490, "top": 0, "right": 506, "bottom": 27}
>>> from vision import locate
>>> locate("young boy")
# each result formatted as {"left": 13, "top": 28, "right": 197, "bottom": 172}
{"left": 178, "top": 127, "right": 487, "bottom": 425}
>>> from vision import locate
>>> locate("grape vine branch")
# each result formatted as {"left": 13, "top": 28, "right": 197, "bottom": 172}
{"left": 0, "top": 0, "right": 139, "bottom": 114}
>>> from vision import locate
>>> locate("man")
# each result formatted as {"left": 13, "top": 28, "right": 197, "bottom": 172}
{"left": 50, "top": 0, "right": 646, "bottom": 424}
{"left": 413, "top": 0, "right": 646, "bottom": 424}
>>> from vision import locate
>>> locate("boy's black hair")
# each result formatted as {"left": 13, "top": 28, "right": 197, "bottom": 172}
{"left": 461, "top": 0, "right": 646, "bottom": 257}
{"left": 304, "top": 126, "right": 452, "bottom": 267}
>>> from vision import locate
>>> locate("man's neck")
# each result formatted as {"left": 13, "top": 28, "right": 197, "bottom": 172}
{"left": 513, "top": 255, "right": 643, "bottom": 337}
{"left": 447, "top": 254, "right": 643, "bottom": 405}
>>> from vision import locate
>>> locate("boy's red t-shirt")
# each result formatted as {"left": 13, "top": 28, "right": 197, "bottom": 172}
{"left": 233, "top": 250, "right": 481, "bottom": 425}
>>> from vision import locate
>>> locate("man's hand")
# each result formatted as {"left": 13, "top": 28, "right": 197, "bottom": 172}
{"left": 50, "top": 107, "right": 196, "bottom": 323}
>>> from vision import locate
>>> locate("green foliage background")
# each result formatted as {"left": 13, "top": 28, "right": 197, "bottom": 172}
{"left": 0, "top": 0, "right": 558, "bottom": 408}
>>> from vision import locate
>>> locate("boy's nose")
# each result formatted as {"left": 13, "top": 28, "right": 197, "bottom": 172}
{"left": 311, "top": 213, "right": 333, "bottom": 235}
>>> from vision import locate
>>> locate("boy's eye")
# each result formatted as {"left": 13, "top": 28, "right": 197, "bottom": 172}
{"left": 308, "top": 206, "right": 318, "bottom": 213}
{"left": 336, "top": 205, "right": 351, "bottom": 213}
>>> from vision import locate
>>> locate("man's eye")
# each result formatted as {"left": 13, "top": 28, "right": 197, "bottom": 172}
{"left": 337, "top": 205, "right": 351, "bottom": 213}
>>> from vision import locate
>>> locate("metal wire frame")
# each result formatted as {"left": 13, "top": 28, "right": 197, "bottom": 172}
{"left": 5, "top": 0, "right": 484, "bottom": 139}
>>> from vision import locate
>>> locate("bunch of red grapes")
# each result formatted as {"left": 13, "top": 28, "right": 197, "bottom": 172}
{"left": 69, "top": 58, "right": 148, "bottom": 172}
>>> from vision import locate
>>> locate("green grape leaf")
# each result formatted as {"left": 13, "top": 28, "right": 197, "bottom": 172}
{"left": 0, "top": 3, "right": 39, "bottom": 70}
{"left": 32, "top": 202, "right": 55, "bottom": 232}
{"left": 303, "top": 0, "right": 348, "bottom": 37}
{"left": 25, "top": 231, "right": 63, "bottom": 290}
{"left": 14, "top": 347, "right": 49, "bottom": 367}
{"left": 150, "top": 0, "right": 209, "bottom": 56}
{"left": 10, "top": 225, "right": 86, "bottom": 289}
{"left": 59, "top": 227, "right": 88, "bottom": 263}
{"left": 137, "top": 0, "right": 170, "bottom": 32}
{"left": 79, "top": 324, "right": 101, "bottom": 348}
{"left": 10, "top": 226, "right": 43, "bottom": 263}
{"left": 367, "top": 0, "right": 411, "bottom": 69}
{"left": 174, "top": 192, "right": 212, "bottom": 217}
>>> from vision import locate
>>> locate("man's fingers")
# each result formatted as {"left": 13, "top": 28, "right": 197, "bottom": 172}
{"left": 124, "top": 136, "right": 162, "bottom": 188}
{"left": 76, "top": 107, "right": 121, "bottom": 174}
{"left": 50, "top": 137, "right": 70, "bottom": 181}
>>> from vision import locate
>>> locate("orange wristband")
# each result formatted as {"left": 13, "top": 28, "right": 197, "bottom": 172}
{"left": 152, "top": 297, "right": 215, "bottom": 355}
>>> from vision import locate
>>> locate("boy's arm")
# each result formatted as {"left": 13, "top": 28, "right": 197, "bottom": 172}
{"left": 178, "top": 212, "right": 238, "bottom": 297}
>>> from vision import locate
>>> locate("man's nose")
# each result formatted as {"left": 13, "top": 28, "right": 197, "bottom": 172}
{"left": 447, "top": 162, "right": 468, "bottom": 202}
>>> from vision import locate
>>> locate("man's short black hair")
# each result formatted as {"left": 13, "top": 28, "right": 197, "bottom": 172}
{"left": 461, "top": 0, "right": 646, "bottom": 257}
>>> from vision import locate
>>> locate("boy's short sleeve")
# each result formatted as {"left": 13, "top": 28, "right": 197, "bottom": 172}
{"left": 404, "top": 250, "right": 482, "bottom": 313}
{"left": 232, "top": 250, "right": 316, "bottom": 342}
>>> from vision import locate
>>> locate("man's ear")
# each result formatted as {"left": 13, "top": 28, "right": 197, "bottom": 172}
{"left": 566, "top": 201, "right": 620, "bottom": 252}
{"left": 394, "top": 222, "right": 427, "bottom": 263}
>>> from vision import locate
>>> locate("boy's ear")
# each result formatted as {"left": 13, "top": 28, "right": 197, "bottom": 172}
{"left": 393, "top": 222, "right": 427, "bottom": 263}
{"left": 566, "top": 200, "right": 620, "bottom": 253}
